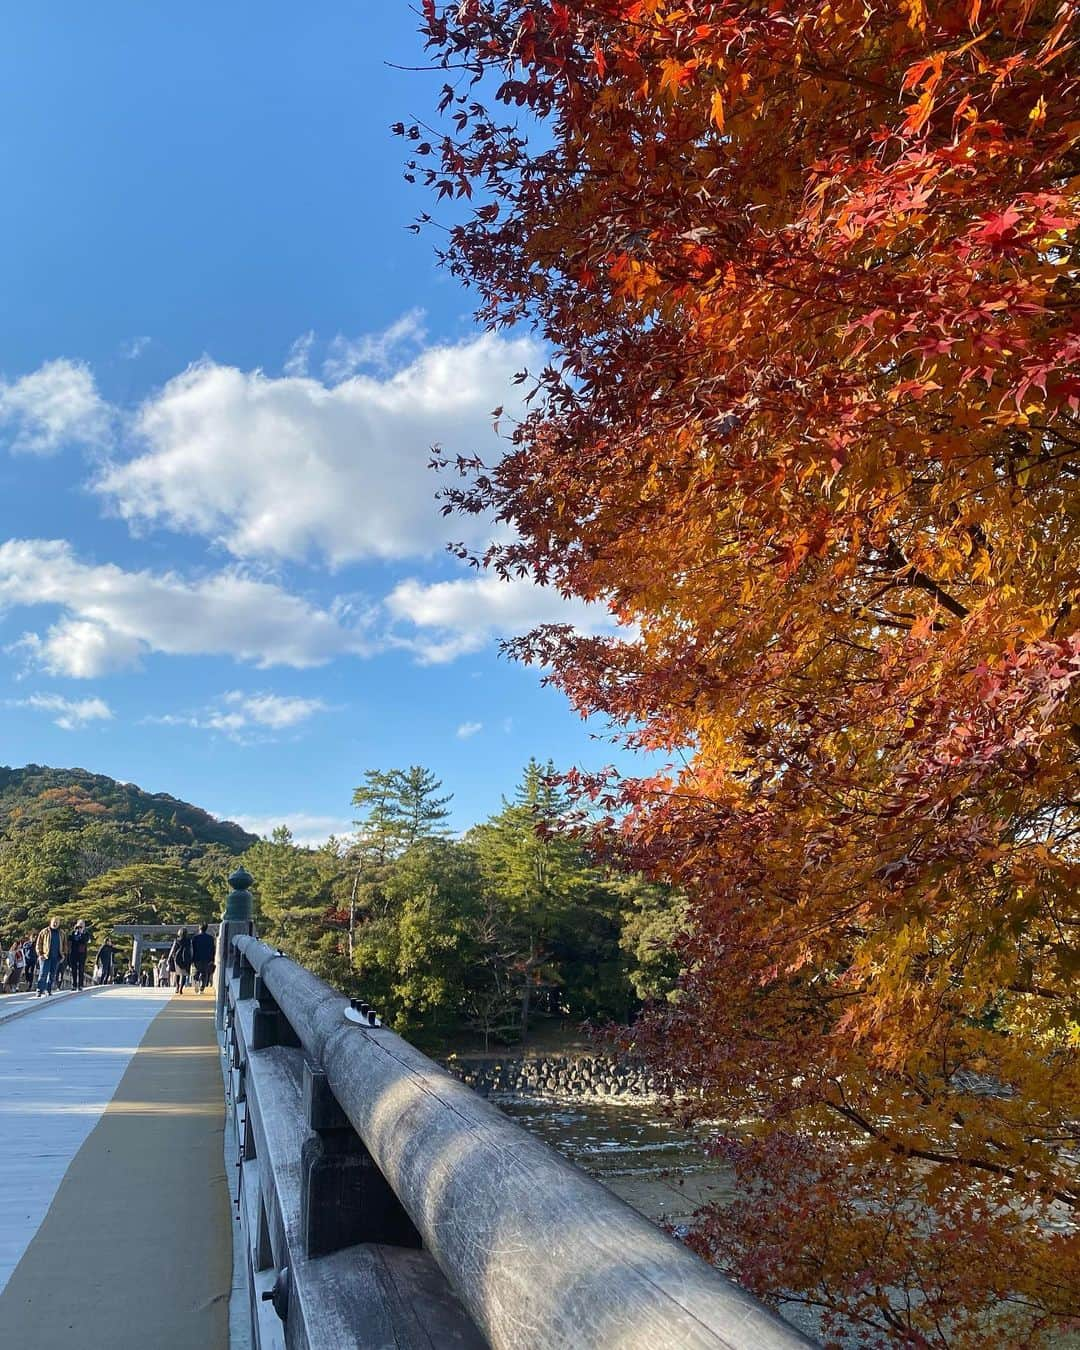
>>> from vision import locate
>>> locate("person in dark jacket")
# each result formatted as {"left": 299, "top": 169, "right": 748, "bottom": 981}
{"left": 22, "top": 937, "right": 37, "bottom": 991}
{"left": 94, "top": 939, "right": 116, "bottom": 985}
{"left": 67, "top": 920, "right": 92, "bottom": 990}
{"left": 167, "top": 927, "right": 193, "bottom": 994}
{"left": 190, "top": 924, "right": 215, "bottom": 994}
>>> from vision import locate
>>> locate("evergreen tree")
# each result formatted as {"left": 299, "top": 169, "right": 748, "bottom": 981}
{"left": 188, "top": 843, "right": 239, "bottom": 910}
{"left": 348, "top": 766, "right": 455, "bottom": 964}
{"left": 242, "top": 827, "right": 331, "bottom": 959}
{"left": 66, "top": 862, "right": 214, "bottom": 930}
{"left": 394, "top": 766, "right": 452, "bottom": 849}
{"left": 614, "top": 878, "right": 688, "bottom": 1006}
{"left": 351, "top": 766, "right": 453, "bottom": 864}
{"left": 0, "top": 827, "right": 83, "bottom": 934}
{"left": 459, "top": 885, "right": 525, "bottom": 1051}
{"left": 470, "top": 759, "right": 594, "bottom": 1037}
{"left": 380, "top": 838, "right": 478, "bottom": 1030}
{"left": 351, "top": 770, "right": 407, "bottom": 866}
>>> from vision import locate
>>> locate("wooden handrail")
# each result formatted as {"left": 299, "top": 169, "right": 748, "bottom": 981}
{"left": 232, "top": 934, "right": 816, "bottom": 1350}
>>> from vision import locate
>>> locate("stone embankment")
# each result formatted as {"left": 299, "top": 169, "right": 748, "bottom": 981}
{"left": 444, "top": 1053, "right": 658, "bottom": 1102}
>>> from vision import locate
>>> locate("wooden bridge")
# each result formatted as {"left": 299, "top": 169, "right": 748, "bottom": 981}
{"left": 0, "top": 874, "right": 815, "bottom": 1350}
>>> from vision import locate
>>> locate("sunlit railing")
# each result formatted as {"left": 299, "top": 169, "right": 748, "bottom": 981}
{"left": 221, "top": 933, "right": 816, "bottom": 1350}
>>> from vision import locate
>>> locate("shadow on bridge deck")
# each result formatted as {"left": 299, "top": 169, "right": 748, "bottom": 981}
{"left": 0, "top": 995, "right": 231, "bottom": 1348}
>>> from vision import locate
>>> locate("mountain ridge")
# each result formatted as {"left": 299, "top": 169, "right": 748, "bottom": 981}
{"left": 0, "top": 763, "right": 258, "bottom": 852}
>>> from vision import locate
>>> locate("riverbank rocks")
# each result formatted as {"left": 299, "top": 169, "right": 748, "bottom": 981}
{"left": 442, "top": 1052, "right": 658, "bottom": 1103}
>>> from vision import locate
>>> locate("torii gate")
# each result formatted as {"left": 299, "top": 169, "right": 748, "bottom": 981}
{"left": 111, "top": 923, "right": 221, "bottom": 977}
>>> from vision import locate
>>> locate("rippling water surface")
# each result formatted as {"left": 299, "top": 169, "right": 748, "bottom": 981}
{"left": 495, "top": 1095, "right": 736, "bottom": 1229}
{"left": 495, "top": 1095, "right": 829, "bottom": 1341}
{"left": 494, "top": 1095, "right": 1080, "bottom": 1348}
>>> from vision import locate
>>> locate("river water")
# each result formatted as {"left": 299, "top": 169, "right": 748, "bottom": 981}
{"left": 494, "top": 1095, "right": 1080, "bottom": 1348}
{"left": 494, "top": 1095, "right": 827, "bottom": 1340}
{"left": 495, "top": 1095, "right": 735, "bottom": 1233}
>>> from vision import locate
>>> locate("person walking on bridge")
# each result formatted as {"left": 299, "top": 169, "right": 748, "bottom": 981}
{"left": 168, "top": 927, "right": 193, "bottom": 994}
{"left": 94, "top": 937, "right": 116, "bottom": 985}
{"left": 67, "top": 919, "right": 92, "bottom": 991}
{"left": 22, "top": 936, "right": 36, "bottom": 991}
{"left": 35, "top": 918, "right": 66, "bottom": 997}
{"left": 191, "top": 923, "right": 215, "bottom": 994}
{"left": 3, "top": 940, "right": 23, "bottom": 992}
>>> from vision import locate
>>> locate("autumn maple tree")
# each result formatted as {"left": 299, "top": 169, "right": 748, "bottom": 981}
{"left": 404, "top": 1, "right": 1079, "bottom": 1344}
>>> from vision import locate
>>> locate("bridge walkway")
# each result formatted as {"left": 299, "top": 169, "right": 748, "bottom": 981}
{"left": 0, "top": 987, "right": 231, "bottom": 1348}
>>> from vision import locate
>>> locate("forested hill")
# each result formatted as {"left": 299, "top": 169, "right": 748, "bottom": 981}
{"left": 0, "top": 759, "right": 683, "bottom": 1035}
{"left": 0, "top": 765, "right": 257, "bottom": 938}
{"left": 0, "top": 765, "right": 256, "bottom": 851}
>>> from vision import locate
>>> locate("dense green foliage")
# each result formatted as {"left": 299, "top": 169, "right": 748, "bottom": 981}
{"left": 0, "top": 765, "right": 254, "bottom": 850}
{"left": 0, "top": 761, "right": 683, "bottom": 1037}
{"left": 55, "top": 863, "right": 218, "bottom": 931}
{"left": 253, "top": 759, "right": 684, "bottom": 1044}
{"left": 0, "top": 764, "right": 255, "bottom": 946}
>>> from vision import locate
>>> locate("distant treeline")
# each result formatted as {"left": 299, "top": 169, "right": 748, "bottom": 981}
{"left": 0, "top": 761, "right": 684, "bottom": 1042}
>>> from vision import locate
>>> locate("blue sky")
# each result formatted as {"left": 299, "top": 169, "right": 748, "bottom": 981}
{"left": 0, "top": 1, "right": 638, "bottom": 843}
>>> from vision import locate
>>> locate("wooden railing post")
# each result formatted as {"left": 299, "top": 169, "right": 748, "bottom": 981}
{"left": 300, "top": 1061, "right": 421, "bottom": 1258}
{"left": 251, "top": 970, "right": 301, "bottom": 1050}
{"left": 215, "top": 866, "right": 255, "bottom": 1032}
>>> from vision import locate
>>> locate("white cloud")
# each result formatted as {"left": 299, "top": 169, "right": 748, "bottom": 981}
{"left": 283, "top": 331, "right": 314, "bottom": 378}
{"left": 121, "top": 336, "right": 152, "bottom": 360}
{"left": 0, "top": 539, "right": 373, "bottom": 677}
{"left": 12, "top": 621, "right": 145, "bottom": 680}
{"left": 456, "top": 720, "right": 483, "bottom": 739}
{"left": 14, "top": 693, "right": 113, "bottom": 731}
{"left": 323, "top": 309, "right": 428, "bottom": 381}
{"left": 0, "top": 537, "right": 618, "bottom": 681}
{"left": 215, "top": 691, "right": 327, "bottom": 731}
{"left": 0, "top": 359, "right": 110, "bottom": 454}
{"left": 386, "top": 572, "right": 617, "bottom": 663}
{"left": 150, "top": 691, "right": 328, "bottom": 741}
{"left": 226, "top": 812, "right": 354, "bottom": 849}
{"left": 0, "top": 331, "right": 626, "bottom": 681}
{"left": 94, "top": 329, "right": 540, "bottom": 567}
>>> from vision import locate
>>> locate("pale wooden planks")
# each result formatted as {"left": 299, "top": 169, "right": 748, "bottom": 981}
{"left": 0, "top": 986, "right": 171, "bottom": 1292}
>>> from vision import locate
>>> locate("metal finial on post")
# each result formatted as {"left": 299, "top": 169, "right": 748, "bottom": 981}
{"left": 217, "top": 865, "right": 256, "bottom": 1030}
{"left": 225, "top": 866, "right": 254, "bottom": 922}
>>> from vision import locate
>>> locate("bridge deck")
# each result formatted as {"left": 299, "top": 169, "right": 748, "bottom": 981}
{"left": 0, "top": 988, "right": 231, "bottom": 1347}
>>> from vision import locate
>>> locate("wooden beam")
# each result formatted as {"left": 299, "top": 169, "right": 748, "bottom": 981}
{"left": 233, "top": 936, "right": 814, "bottom": 1350}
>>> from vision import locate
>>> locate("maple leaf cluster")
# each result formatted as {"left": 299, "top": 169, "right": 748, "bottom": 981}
{"left": 406, "top": 1, "right": 1080, "bottom": 1344}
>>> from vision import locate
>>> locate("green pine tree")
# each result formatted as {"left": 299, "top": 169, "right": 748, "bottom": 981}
{"left": 393, "top": 766, "right": 452, "bottom": 849}
{"left": 242, "top": 826, "right": 332, "bottom": 960}
{"left": 469, "top": 759, "right": 594, "bottom": 1038}
{"left": 65, "top": 862, "right": 214, "bottom": 930}
{"left": 351, "top": 770, "right": 408, "bottom": 866}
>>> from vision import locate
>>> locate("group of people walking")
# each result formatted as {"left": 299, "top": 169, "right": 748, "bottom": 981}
{"left": 2, "top": 921, "right": 216, "bottom": 996}
{"left": 1, "top": 919, "right": 97, "bottom": 996}
{"left": 167, "top": 924, "right": 217, "bottom": 994}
